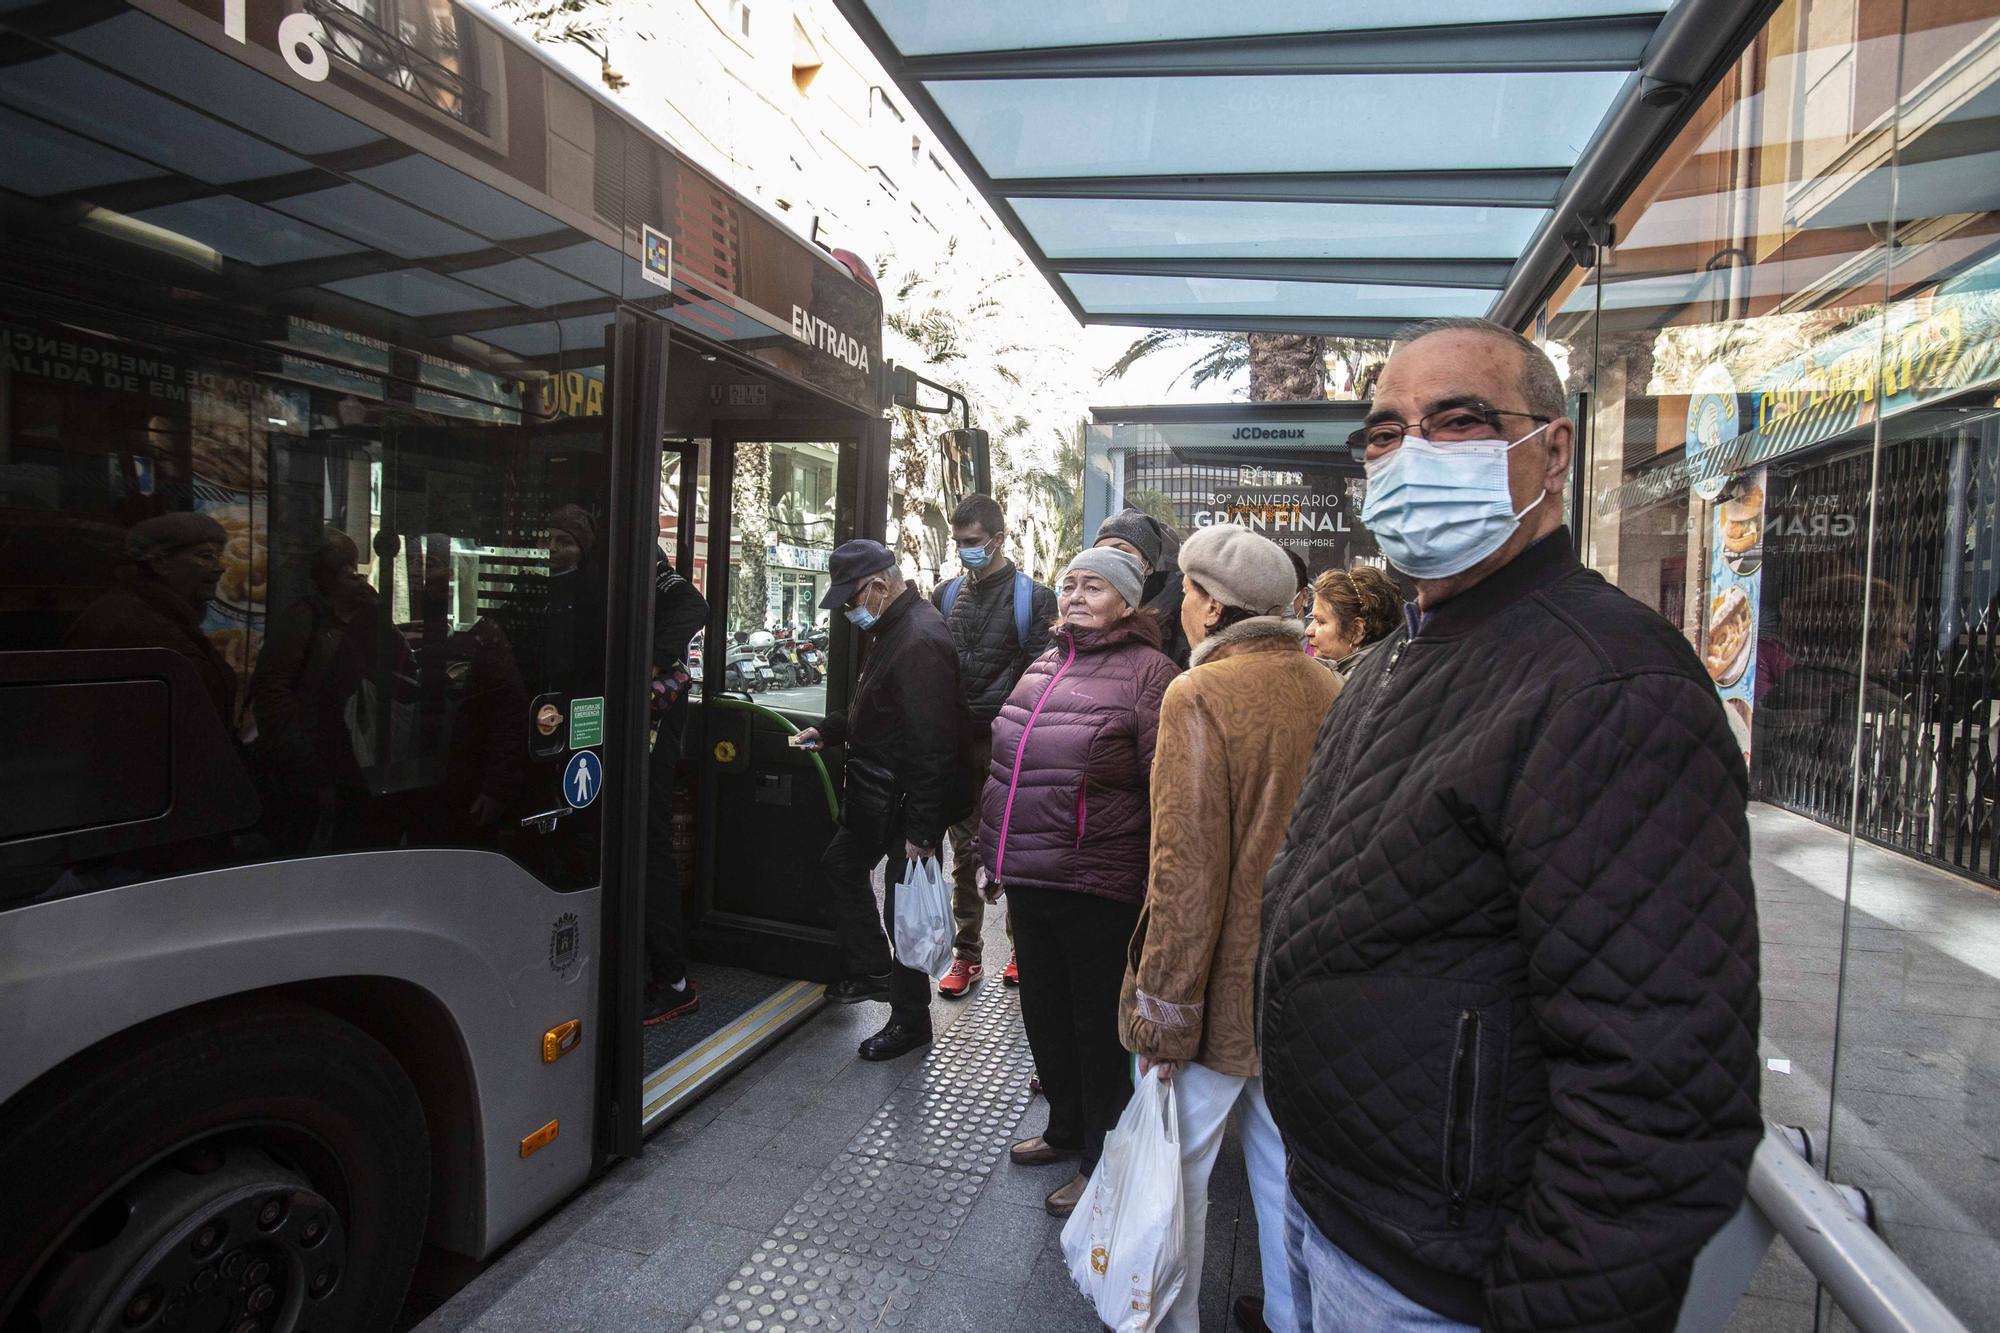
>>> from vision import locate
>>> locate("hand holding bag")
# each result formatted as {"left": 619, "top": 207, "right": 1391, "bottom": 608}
{"left": 890, "top": 856, "right": 953, "bottom": 979}
{"left": 1060, "top": 1068, "right": 1187, "bottom": 1332}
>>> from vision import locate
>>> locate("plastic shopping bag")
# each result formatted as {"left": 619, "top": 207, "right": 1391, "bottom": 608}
{"left": 891, "top": 856, "right": 954, "bottom": 979}
{"left": 1059, "top": 1068, "right": 1186, "bottom": 1332}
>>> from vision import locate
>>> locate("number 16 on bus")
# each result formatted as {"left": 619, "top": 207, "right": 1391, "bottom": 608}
{"left": 221, "top": 0, "right": 333, "bottom": 82}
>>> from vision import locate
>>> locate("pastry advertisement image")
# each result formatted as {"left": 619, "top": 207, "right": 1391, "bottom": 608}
{"left": 1702, "top": 466, "right": 1767, "bottom": 767}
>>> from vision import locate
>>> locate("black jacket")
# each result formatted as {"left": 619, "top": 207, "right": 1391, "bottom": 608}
{"left": 652, "top": 548, "right": 707, "bottom": 672}
{"left": 818, "top": 585, "right": 973, "bottom": 848}
{"left": 930, "top": 560, "right": 1057, "bottom": 723}
{"left": 1258, "top": 531, "right": 1761, "bottom": 1333}
{"left": 1140, "top": 567, "right": 1190, "bottom": 670}
{"left": 66, "top": 571, "right": 237, "bottom": 726}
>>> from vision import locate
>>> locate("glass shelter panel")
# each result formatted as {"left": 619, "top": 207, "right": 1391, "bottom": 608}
{"left": 924, "top": 72, "right": 1632, "bottom": 178}
{"left": 868, "top": 0, "right": 1671, "bottom": 55}
{"left": 1540, "top": 1, "right": 2000, "bottom": 1326}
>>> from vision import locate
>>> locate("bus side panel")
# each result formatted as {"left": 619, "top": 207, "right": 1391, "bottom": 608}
{"left": 0, "top": 850, "right": 597, "bottom": 1258}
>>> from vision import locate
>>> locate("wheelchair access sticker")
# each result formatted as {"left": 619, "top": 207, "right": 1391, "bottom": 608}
{"left": 563, "top": 751, "right": 602, "bottom": 809}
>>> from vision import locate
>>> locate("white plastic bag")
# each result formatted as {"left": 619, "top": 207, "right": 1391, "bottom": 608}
{"left": 1060, "top": 1068, "right": 1186, "bottom": 1332}
{"left": 891, "top": 856, "right": 954, "bottom": 979}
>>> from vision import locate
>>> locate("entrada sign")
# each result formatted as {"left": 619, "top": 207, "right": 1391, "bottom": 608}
{"left": 790, "top": 306, "right": 871, "bottom": 371}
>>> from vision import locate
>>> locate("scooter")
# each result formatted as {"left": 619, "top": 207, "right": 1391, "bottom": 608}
{"left": 770, "top": 629, "right": 821, "bottom": 686}
{"left": 723, "top": 639, "right": 768, "bottom": 693}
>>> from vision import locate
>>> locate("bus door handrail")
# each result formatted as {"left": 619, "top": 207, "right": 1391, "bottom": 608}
{"left": 704, "top": 696, "right": 839, "bottom": 820}
{"left": 1745, "top": 1120, "right": 1970, "bottom": 1333}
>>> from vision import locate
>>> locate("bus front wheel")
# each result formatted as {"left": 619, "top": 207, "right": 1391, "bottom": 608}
{"left": 0, "top": 1001, "right": 430, "bottom": 1333}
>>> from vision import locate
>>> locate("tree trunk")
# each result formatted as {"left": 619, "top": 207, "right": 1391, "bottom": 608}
{"left": 1247, "top": 333, "right": 1327, "bottom": 401}
{"left": 731, "top": 442, "right": 770, "bottom": 631}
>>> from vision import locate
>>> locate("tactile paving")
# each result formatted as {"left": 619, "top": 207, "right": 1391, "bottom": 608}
{"left": 771, "top": 1156, "right": 980, "bottom": 1268}
{"left": 849, "top": 1078, "right": 1032, "bottom": 1174}
{"left": 684, "top": 982, "right": 1037, "bottom": 1331}
{"left": 690, "top": 1239, "right": 922, "bottom": 1332}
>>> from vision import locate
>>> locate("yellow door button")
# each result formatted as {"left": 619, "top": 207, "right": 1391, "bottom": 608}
{"left": 520, "top": 1119, "right": 559, "bottom": 1158}
{"left": 543, "top": 1019, "right": 583, "bottom": 1063}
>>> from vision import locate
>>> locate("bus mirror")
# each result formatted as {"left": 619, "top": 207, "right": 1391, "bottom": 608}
{"left": 942, "top": 428, "right": 990, "bottom": 496}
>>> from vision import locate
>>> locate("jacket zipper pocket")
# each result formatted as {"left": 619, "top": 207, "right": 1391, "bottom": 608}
{"left": 1074, "top": 783, "right": 1087, "bottom": 845}
{"left": 1442, "top": 1007, "right": 1480, "bottom": 1228}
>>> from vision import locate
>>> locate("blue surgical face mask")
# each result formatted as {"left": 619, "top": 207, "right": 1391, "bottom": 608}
{"left": 1360, "top": 423, "right": 1550, "bottom": 580}
{"left": 959, "top": 539, "right": 994, "bottom": 571}
{"left": 843, "top": 581, "right": 882, "bottom": 631}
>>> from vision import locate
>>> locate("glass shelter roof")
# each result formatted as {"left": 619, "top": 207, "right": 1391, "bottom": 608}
{"left": 832, "top": 0, "right": 1702, "bottom": 335}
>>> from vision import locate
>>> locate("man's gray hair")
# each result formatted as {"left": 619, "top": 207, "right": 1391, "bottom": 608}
{"left": 1396, "top": 317, "right": 1567, "bottom": 421}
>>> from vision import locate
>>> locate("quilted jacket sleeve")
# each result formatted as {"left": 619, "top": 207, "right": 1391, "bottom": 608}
{"left": 1123, "top": 678, "right": 1230, "bottom": 1061}
{"left": 1491, "top": 671, "right": 1761, "bottom": 1333}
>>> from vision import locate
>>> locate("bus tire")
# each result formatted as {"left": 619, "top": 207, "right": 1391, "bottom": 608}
{"left": 0, "top": 999, "right": 430, "bottom": 1333}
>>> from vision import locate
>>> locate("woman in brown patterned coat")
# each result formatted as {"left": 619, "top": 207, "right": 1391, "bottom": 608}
{"left": 1118, "top": 524, "right": 1342, "bottom": 1333}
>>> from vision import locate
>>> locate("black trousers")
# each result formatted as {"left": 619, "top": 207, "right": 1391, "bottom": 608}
{"left": 1007, "top": 885, "right": 1140, "bottom": 1169}
{"left": 643, "top": 718, "right": 688, "bottom": 988}
{"left": 817, "top": 825, "right": 933, "bottom": 1031}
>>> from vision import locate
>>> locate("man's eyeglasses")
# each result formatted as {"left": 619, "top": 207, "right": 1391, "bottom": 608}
{"left": 1347, "top": 406, "right": 1550, "bottom": 461}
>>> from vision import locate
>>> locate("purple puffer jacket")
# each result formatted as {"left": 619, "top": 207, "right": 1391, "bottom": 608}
{"left": 979, "top": 613, "right": 1180, "bottom": 904}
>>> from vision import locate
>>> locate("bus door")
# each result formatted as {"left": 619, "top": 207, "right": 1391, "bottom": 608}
{"left": 686, "top": 418, "right": 890, "bottom": 981}
{"left": 631, "top": 414, "right": 885, "bottom": 1123}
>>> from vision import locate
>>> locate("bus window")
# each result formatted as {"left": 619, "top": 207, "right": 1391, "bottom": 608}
{"left": 719, "top": 440, "right": 841, "bottom": 718}
{"left": 0, "top": 308, "right": 615, "bottom": 902}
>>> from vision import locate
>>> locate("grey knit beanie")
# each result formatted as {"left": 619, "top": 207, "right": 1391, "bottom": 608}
{"left": 1061, "top": 547, "right": 1145, "bottom": 611}
{"left": 1178, "top": 523, "right": 1298, "bottom": 617}
{"left": 1093, "top": 508, "right": 1169, "bottom": 572}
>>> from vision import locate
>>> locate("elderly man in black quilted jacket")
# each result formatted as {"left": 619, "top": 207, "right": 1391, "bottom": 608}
{"left": 1258, "top": 318, "right": 1761, "bottom": 1333}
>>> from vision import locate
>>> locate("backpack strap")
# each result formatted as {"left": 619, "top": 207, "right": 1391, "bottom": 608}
{"left": 939, "top": 574, "right": 965, "bottom": 618}
{"left": 1013, "top": 570, "right": 1033, "bottom": 646}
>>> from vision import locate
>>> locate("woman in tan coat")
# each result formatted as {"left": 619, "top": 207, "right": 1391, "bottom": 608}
{"left": 1119, "top": 524, "right": 1341, "bottom": 1333}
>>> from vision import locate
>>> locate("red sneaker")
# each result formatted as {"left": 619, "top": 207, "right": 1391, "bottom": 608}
{"left": 642, "top": 979, "right": 700, "bottom": 1026}
{"left": 937, "top": 957, "right": 982, "bottom": 998}
{"left": 1001, "top": 953, "right": 1020, "bottom": 987}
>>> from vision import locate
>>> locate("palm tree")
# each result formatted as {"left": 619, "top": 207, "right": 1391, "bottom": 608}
{"left": 1007, "top": 421, "right": 1089, "bottom": 579}
{"left": 1101, "top": 331, "right": 1393, "bottom": 402}
{"left": 1097, "top": 330, "right": 1249, "bottom": 394}
{"left": 1246, "top": 333, "right": 1327, "bottom": 401}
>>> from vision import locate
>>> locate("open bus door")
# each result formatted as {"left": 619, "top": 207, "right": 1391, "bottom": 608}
{"left": 634, "top": 398, "right": 891, "bottom": 1127}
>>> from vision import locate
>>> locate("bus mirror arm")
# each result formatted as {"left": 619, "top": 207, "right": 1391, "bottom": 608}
{"left": 520, "top": 808, "right": 568, "bottom": 834}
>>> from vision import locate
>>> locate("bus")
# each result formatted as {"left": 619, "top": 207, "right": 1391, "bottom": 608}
{"left": 0, "top": 0, "right": 894, "bottom": 1325}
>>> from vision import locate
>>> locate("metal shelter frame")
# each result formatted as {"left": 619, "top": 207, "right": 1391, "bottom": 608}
{"left": 831, "top": 0, "right": 1783, "bottom": 335}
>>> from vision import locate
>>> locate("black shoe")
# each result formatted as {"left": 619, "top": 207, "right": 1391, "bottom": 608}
{"left": 642, "top": 979, "right": 700, "bottom": 1026}
{"left": 1232, "top": 1296, "right": 1269, "bottom": 1333}
{"left": 826, "top": 972, "right": 893, "bottom": 1004}
{"left": 858, "top": 1018, "right": 931, "bottom": 1061}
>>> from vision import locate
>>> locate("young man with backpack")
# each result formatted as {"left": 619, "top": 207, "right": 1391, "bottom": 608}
{"left": 931, "top": 494, "right": 1058, "bottom": 997}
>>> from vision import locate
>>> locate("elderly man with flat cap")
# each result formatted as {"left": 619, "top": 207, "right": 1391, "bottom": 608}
{"left": 795, "top": 539, "right": 973, "bottom": 1061}
{"left": 68, "top": 511, "right": 236, "bottom": 725}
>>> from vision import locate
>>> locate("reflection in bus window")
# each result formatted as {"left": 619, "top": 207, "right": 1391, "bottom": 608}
{"left": 0, "top": 310, "right": 612, "bottom": 902}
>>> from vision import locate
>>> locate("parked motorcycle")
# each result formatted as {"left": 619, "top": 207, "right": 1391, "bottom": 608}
{"left": 770, "top": 628, "right": 821, "bottom": 686}
{"left": 723, "top": 637, "right": 769, "bottom": 694}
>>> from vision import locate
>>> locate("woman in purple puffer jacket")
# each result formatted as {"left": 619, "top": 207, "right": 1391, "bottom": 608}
{"left": 980, "top": 546, "right": 1179, "bottom": 1217}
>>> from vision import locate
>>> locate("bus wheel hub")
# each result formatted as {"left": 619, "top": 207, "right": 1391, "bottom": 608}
{"left": 33, "top": 1146, "right": 348, "bottom": 1333}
